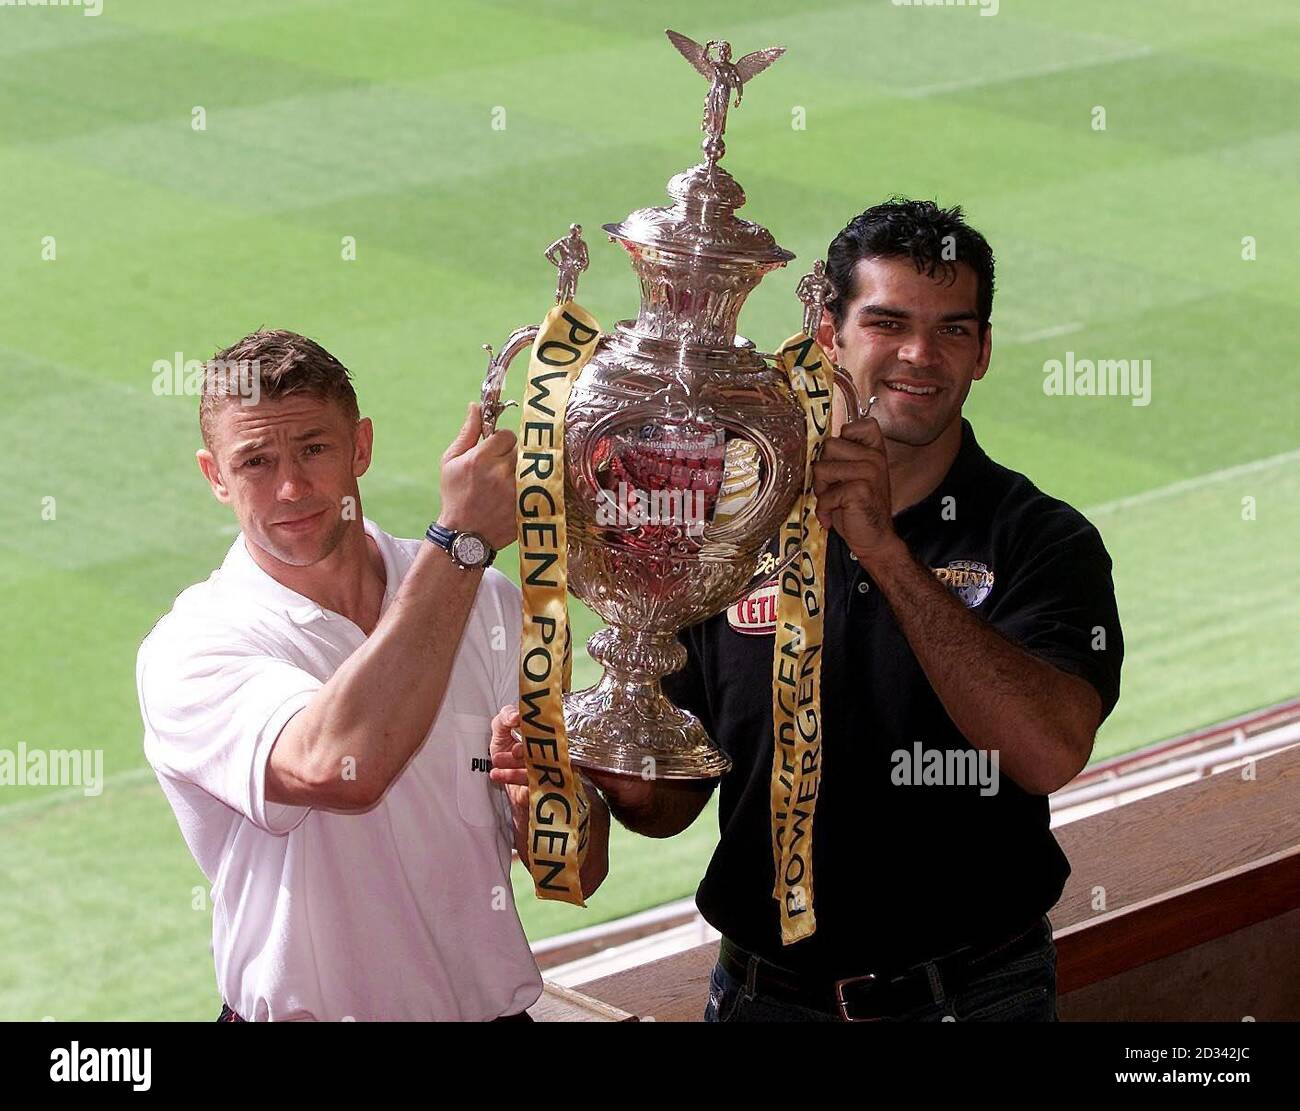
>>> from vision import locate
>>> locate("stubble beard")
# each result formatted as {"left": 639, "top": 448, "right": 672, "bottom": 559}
{"left": 253, "top": 507, "right": 351, "bottom": 569}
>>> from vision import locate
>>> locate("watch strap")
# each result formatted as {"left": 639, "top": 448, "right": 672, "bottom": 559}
{"left": 425, "top": 522, "right": 496, "bottom": 569}
{"left": 425, "top": 521, "right": 456, "bottom": 550}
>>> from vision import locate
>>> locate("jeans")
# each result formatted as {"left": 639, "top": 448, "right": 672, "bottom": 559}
{"left": 705, "top": 915, "right": 1059, "bottom": 1022}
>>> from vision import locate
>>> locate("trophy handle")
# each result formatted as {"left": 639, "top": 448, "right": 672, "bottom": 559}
{"left": 479, "top": 325, "right": 539, "bottom": 438}
{"left": 756, "top": 350, "right": 866, "bottom": 424}
{"left": 714, "top": 366, "right": 867, "bottom": 608}
{"left": 832, "top": 367, "right": 868, "bottom": 423}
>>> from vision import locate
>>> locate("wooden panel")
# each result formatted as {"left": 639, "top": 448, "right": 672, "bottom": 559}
{"left": 530, "top": 981, "right": 638, "bottom": 1022}
{"left": 578, "top": 941, "right": 719, "bottom": 1023}
{"left": 1052, "top": 744, "right": 1300, "bottom": 927}
{"left": 1059, "top": 909, "right": 1300, "bottom": 1021}
{"left": 533, "top": 906, "right": 699, "bottom": 971}
{"left": 1055, "top": 845, "right": 1300, "bottom": 992}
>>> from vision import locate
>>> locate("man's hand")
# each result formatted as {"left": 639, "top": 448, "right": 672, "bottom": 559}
{"left": 811, "top": 417, "right": 898, "bottom": 565}
{"left": 585, "top": 767, "right": 716, "bottom": 839}
{"left": 489, "top": 708, "right": 649, "bottom": 813}
{"left": 488, "top": 704, "right": 528, "bottom": 807}
{"left": 489, "top": 705, "right": 610, "bottom": 896}
{"left": 439, "top": 402, "right": 518, "bottom": 552}
{"left": 495, "top": 719, "right": 712, "bottom": 842}
{"left": 581, "top": 768, "right": 655, "bottom": 815}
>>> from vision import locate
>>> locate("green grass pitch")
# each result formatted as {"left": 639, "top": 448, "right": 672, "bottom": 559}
{"left": 0, "top": 0, "right": 1296, "bottom": 1018}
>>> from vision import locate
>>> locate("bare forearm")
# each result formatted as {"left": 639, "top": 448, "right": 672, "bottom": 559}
{"left": 865, "top": 536, "right": 1098, "bottom": 794}
{"left": 600, "top": 777, "right": 715, "bottom": 838}
{"left": 579, "top": 787, "right": 610, "bottom": 897}
{"left": 281, "top": 543, "right": 483, "bottom": 805}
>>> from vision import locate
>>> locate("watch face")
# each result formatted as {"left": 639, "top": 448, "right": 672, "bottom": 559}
{"left": 452, "top": 533, "right": 488, "bottom": 567}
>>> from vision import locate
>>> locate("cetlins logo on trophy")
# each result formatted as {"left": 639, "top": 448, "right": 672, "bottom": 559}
{"left": 480, "top": 30, "right": 864, "bottom": 940}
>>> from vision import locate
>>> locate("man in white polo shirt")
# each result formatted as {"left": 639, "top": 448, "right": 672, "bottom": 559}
{"left": 136, "top": 329, "right": 608, "bottom": 1021}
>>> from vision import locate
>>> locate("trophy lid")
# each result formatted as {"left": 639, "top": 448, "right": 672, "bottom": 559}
{"left": 604, "top": 30, "right": 794, "bottom": 270}
{"left": 603, "top": 161, "right": 794, "bottom": 267}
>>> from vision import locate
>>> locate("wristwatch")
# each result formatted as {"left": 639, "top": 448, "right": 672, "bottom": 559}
{"left": 425, "top": 521, "right": 496, "bottom": 570}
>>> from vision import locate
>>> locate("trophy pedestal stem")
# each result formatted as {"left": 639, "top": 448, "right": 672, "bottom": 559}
{"left": 564, "top": 626, "right": 731, "bottom": 780}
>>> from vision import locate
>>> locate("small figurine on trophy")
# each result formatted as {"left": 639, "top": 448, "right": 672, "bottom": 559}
{"left": 796, "top": 259, "right": 837, "bottom": 340}
{"left": 544, "top": 223, "right": 589, "bottom": 304}
{"left": 666, "top": 30, "right": 786, "bottom": 164}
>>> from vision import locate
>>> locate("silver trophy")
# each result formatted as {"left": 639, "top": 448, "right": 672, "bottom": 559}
{"left": 480, "top": 30, "right": 863, "bottom": 779}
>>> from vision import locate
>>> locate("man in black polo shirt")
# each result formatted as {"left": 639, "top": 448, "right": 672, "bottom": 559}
{"left": 587, "top": 198, "right": 1123, "bottom": 1022}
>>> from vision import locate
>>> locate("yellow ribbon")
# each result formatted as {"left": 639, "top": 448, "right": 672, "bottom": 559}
{"left": 769, "top": 333, "right": 833, "bottom": 945}
{"left": 515, "top": 300, "right": 602, "bottom": 905}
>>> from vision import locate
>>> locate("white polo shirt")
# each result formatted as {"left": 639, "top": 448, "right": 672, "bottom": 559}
{"left": 136, "top": 517, "right": 541, "bottom": 1021}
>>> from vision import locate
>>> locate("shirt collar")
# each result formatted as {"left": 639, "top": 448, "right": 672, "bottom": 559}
{"left": 219, "top": 516, "right": 400, "bottom": 626}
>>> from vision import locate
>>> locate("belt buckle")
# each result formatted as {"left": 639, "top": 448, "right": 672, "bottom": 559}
{"left": 836, "top": 963, "right": 938, "bottom": 1022}
{"left": 833, "top": 971, "right": 885, "bottom": 1022}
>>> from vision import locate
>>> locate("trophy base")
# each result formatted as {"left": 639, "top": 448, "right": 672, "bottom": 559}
{"left": 562, "top": 628, "right": 730, "bottom": 780}
{"left": 564, "top": 685, "right": 730, "bottom": 780}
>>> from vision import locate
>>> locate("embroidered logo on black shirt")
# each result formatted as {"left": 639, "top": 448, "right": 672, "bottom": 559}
{"left": 932, "top": 560, "right": 994, "bottom": 607}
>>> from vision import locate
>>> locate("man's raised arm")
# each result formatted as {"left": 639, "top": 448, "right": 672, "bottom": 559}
{"left": 266, "top": 404, "right": 516, "bottom": 811}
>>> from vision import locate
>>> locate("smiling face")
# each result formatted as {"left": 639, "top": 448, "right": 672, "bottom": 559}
{"left": 819, "top": 256, "right": 992, "bottom": 447}
{"left": 197, "top": 393, "right": 372, "bottom": 569}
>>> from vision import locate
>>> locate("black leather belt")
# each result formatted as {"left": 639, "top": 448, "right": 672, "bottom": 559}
{"left": 718, "top": 916, "right": 1047, "bottom": 1022}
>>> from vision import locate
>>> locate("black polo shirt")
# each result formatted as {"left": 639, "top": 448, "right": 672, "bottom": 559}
{"left": 661, "top": 418, "right": 1123, "bottom": 976}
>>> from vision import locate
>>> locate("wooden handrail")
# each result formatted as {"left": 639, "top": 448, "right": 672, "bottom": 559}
{"left": 1055, "top": 845, "right": 1300, "bottom": 993}
{"left": 1051, "top": 744, "right": 1300, "bottom": 927}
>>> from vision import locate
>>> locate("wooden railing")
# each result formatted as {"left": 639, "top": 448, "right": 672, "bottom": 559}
{"left": 1055, "top": 846, "right": 1299, "bottom": 993}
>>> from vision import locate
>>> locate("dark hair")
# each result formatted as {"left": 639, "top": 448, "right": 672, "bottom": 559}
{"left": 199, "top": 329, "right": 360, "bottom": 449}
{"left": 825, "top": 198, "right": 995, "bottom": 334}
